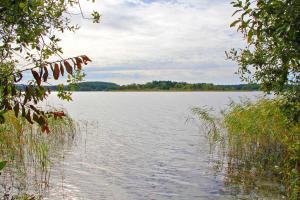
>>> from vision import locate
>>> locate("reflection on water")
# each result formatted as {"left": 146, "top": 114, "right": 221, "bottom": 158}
{"left": 43, "top": 92, "right": 264, "bottom": 200}
{"left": 2, "top": 92, "right": 268, "bottom": 199}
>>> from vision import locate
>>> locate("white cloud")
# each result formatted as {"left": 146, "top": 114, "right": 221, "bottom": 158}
{"left": 59, "top": 0, "right": 245, "bottom": 84}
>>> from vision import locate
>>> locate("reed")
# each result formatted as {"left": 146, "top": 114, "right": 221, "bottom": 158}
{"left": 0, "top": 110, "right": 76, "bottom": 199}
{"left": 194, "top": 98, "right": 300, "bottom": 199}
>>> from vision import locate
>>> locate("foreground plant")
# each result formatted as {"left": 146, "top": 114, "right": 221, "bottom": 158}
{"left": 225, "top": 98, "right": 299, "bottom": 198}
{"left": 0, "top": 0, "right": 100, "bottom": 132}
{"left": 0, "top": 110, "right": 76, "bottom": 198}
{"left": 194, "top": 98, "right": 300, "bottom": 199}
{"left": 227, "top": 0, "right": 299, "bottom": 98}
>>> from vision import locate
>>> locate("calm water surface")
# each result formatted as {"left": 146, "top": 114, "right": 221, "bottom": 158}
{"left": 44, "top": 92, "right": 262, "bottom": 200}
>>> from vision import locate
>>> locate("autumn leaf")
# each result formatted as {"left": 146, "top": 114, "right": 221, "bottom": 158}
{"left": 53, "top": 63, "right": 60, "bottom": 80}
{"left": 41, "top": 125, "right": 50, "bottom": 134}
{"left": 81, "top": 55, "right": 92, "bottom": 64}
{"left": 75, "top": 57, "right": 83, "bottom": 70}
{"left": 64, "top": 60, "right": 73, "bottom": 74}
{"left": 31, "top": 70, "right": 41, "bottom": 86}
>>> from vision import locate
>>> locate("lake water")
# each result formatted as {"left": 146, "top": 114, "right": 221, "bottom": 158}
{"left": 43, "top": 92, "right": 263, "bottom": 200}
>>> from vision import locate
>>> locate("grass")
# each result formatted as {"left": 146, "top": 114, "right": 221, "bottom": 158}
{"left": 0, "top": 110, "right": 76, "bottom": 199}
{"left": 194, "top": 97, "right": 300, "bottom": 199}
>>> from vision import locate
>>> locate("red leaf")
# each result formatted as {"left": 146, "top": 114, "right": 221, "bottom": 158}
{"left": 53, "top": 63, "right": 60, "bottom": 80}
{"left": 41, "top": 125, "right": 50, "bottom": 134}
{"left": 53, "top": 111, "right": 65, "bottom": 117}
{"left": 75, "top": 57, "right": 83, "bottom": 70}
{"left": 81, "top": 55, "right": 92, "bottom": 65}
{"left": 64, "top": 60, "right": 73, "bottom": 74}
{"left": 31, "top": 70, "right": 41, "bottom": 86}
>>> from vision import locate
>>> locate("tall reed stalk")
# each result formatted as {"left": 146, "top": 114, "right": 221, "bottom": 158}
{"left": 0, "top": 111, "right": 76, "bottom": 199}
{"left": 194, "top": 98, "right": 300, "bottom": 199}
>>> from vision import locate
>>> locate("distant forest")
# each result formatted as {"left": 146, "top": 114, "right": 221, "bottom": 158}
{"left": 51, "top": 81, "right": 260, "bottom": 91}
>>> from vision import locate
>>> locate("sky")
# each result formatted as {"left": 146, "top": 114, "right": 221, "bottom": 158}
{"left": 59, "top": 0, "right": 245, "bottom": 85}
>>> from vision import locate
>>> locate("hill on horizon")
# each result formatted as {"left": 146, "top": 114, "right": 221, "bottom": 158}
{"left": 74, "top": 81, "right": 119, "bottom": 91}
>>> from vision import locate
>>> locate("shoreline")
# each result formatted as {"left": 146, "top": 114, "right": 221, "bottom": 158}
{"left": 69, "top": 90, "right": 261, "bottom": 92}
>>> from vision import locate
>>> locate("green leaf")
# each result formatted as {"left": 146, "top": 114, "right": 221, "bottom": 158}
{"left": 0, "top": 161, "right": 7, "bottom": 171}
{"left": 230, "top": 19, "right": 240, "bottom": 27}
{"left": 232, "top": 9, "right": 242, "bottom": 16}
{"left": 247, "top": 30, "right": 253, "bottom": 43}
{"left": 19, "top": 2, "right": 25, "bottom": 9}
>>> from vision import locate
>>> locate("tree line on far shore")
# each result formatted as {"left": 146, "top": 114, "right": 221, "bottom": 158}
{"left": 32, "top": 80, "right": 260, "bottom": 91}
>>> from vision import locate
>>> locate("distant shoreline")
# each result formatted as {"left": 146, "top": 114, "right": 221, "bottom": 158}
{"left": 67, "top": 90, "right": 261, "bottom": 92}
{"left": 18, "top": 81, "right": 261, "bottom": 92}
{"left": 67, "top": 81, "right": 260, "bottom": 92}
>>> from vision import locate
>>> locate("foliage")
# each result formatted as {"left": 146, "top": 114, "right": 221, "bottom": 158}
{"left": 227, "top": 0, "right": 300, "bottom": 103}
{"left": 194, "top": 98, "right": 300, "bottom": 198}
{"left": 0, "top": 0, "right": 100, "bottom": 132}
{"left": 83, "top": 80, "right": 260, "bottom": 91}
{"left": 56, "top": 81, "right": 119, "bottom": 91}
{"left": 224, "top": 98, "right": 300, "bottom": 199}
{"left": 191, "top": 107, "right": 222, "bottom": 143}
{"left": 193, "top": 0, "right": 300, "bottom": 198}
{"left": 37, "top": 80, "right": 260, "bottom": 91}
{"left": 0, "top": 161, "right": 6, "bottom": 171}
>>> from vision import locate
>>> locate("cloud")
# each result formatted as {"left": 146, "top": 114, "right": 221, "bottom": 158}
{"left": 59, "top": 0, "right": 244, "bottom": 84}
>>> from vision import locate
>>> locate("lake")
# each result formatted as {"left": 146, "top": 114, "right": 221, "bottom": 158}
{"left": 43, "top": 92, "right": 263, "bottom": 199}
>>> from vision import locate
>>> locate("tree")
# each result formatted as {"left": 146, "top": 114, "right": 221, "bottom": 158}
{"left": 227, "top": 0, "right": 299, "bottom": 101}
{"left": 0, "top": 0, "right": 100, "bottom": 132}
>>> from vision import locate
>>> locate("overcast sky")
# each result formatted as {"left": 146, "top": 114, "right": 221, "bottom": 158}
{"left": 60, "top": 0, "right": 245, "bottom": 85}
